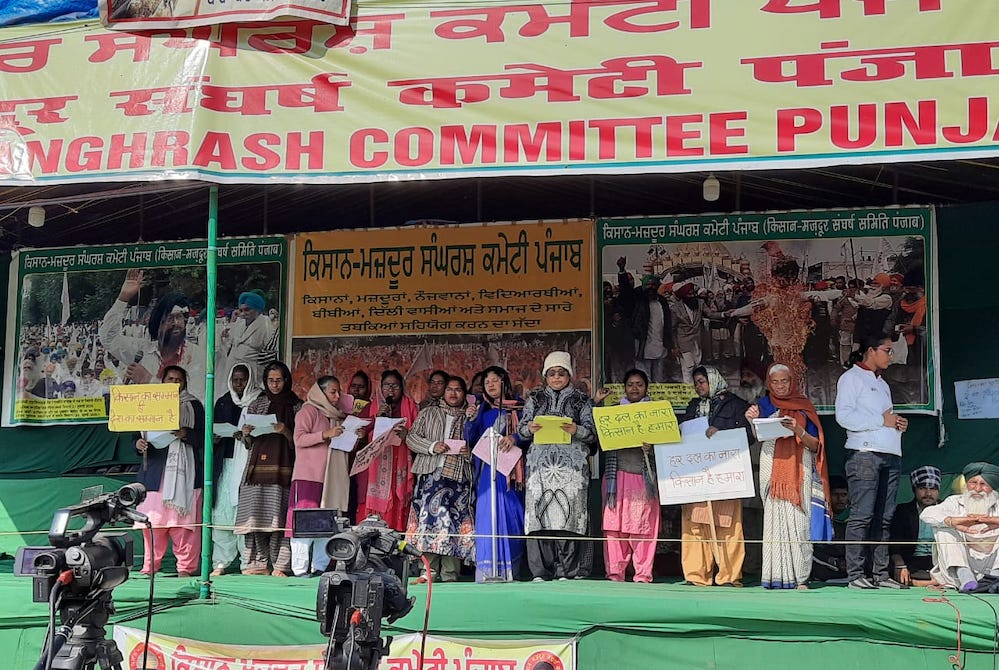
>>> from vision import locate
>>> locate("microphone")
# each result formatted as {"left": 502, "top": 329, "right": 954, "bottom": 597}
{"left": 123, "top": 350, "right": 143, "bottom": 385}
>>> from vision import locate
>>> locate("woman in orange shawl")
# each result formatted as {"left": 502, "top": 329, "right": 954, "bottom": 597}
{"left": 745, "top": 363, "right": 830, "bottom": 590}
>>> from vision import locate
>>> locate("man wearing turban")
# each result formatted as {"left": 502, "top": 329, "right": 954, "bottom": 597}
{"left": 921, "top": 462, "right": 999, "bottom": 591}
{"left": 99, "top": 268, "right": 206, "bottom": 401}
{"left": 221, "top": 290, "right": 279, "bottom": 383}
{"left": 889, "top": 466, "right": 941, "bottom": 586}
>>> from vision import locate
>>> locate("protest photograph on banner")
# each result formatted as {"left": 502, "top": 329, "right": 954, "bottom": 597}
{"left": 599, "top": 207, "right": 937, "bottom": 412}
{"left": 3, "top": 237, "right": 287, "bottom": 426}
{"left": 290, "top": 221, "right": 594, "bottom": 403}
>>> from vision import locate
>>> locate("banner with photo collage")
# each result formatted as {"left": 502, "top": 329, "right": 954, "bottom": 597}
{"left": 3, "top": 236, "right": 287, "bottom": 426}
{"left": 598, "top": 206, "right": 938, "bottom": 413}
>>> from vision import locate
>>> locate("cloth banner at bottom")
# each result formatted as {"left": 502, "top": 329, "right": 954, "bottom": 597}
{"left": 111, "top": 625, "right": 576, "bottom": 669}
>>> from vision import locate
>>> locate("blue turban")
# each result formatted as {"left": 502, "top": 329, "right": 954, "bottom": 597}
{"left": 238, "top": 291, "right": 265, "bottom": 313}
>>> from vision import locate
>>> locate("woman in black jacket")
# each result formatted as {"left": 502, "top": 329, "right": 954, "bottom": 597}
{"left": 678, "top": 366, "right": 750, "bottom": 586}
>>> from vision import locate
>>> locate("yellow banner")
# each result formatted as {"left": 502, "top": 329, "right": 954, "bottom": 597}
{"left": 107, "top": 384, "right": 180, "bottom": 432}
{"left": 600, "top": 383, "right": 696, "bottom": 409}
{"left": 1, "top": 0, "right": 996, "bottom": 183}
{"left": 292, "top": 221, "right": 593, "bottom": 338}
{"left": 13, "top": 397, "right": 106, "bottom": 422}
{"left": 111, "top": 626, "right": 577, "bottom": 670}
{"left": 593, "top": 400, "right": 681, "bottom": 450}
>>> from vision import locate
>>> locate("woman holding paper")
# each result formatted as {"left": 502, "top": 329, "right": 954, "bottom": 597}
{"left": 746, "top": 364, "right": 829, "bottom": 590}
{"left": 355, "top": 369, "right": 419, "bottom": 532}
{"left": 288, "top": 375, "right": 363, "bottom": 577}
{"left": 210, "top": 364, "right": 259, "bottom": 577}
{"left": 465, "top": 365, "right": 526, "bottom": 583}
{"left": 405, "top": 376, "right": 476, "bottom": 582}
{"left": 133, "top": 365, "right": 205, "bottom": 577}
{"left": 678, "top": 365, "right": 750, "bottom": 586}
{"left": 602, "top": 368, "right": 659, "bottom": 583}
{"left": 519, "top": 351, "right": 597, "bottom": 582}
{"left": 235, "top": 361, "right": 300, "bottom": 577}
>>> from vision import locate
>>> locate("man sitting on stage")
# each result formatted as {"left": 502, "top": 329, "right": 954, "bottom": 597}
{"left": 890, "top": 466, "right": 941, "bottom": 586}
{"left": 921, "top": 462, "right": 999, "bottom": 592}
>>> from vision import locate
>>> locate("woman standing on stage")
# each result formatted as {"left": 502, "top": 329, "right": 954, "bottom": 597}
{"left": 746, "top": 363, "right": 828, "bottom": 590}
{"left": 678, "top": 365, "right": 750, "bottom": 586}
{"left": 602, "top": 368, "right": 659, "bottom": 583}
{"left": 235, "top": 360, "right": 300, "bottom": 577}
{"left": 519, "top": 351, "right": 597, "bottom": 582}
{"left": 355, "top": 369, "right": 419, "bottom": 531}
{"left": 466, "top": 366, "right": 526, "bottom": 582}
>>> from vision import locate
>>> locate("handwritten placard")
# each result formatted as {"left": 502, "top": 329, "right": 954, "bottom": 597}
{"left": 593, "top": 400, "right": 681, "bottom": 451}
{"left": 653, "top": 428, "right": 754, "bottom": 505}
{"left": 108, "top": 384, "right": 180, "bottom": 432}
{"left": 349, "top": 418, "right": 405, "bottom": 476}
{"left": 955, "top": 378, "right": 999, "bottom": 419}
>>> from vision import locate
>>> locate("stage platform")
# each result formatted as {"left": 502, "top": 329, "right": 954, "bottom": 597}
{"left": 3, "top": 567, "right": 999, "bottom": 669}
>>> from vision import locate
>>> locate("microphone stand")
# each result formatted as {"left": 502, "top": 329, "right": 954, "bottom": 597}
{"left": 483, "top": 405, "right": 505, "bottom": 583}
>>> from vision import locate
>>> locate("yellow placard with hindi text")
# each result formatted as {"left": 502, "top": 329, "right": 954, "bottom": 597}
{"left": 107, "top": 384, "right": 180, "bottom": 432}
{"left": 593, "top": 400, "right": 681, "bottom": 451}
{"left": 533, "top": 415, "right": 572, "bottom": 444}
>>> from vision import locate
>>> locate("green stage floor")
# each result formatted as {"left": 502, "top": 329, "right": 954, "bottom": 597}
{"left": 4, "top": 571, "right": 999, "bottom": 669}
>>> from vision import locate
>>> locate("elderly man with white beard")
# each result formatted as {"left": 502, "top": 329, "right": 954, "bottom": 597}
{"left": 921, "top": 462, "right": 999, "bottom": 592}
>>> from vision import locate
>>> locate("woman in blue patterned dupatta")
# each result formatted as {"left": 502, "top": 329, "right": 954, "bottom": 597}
{"left": 465, "top": 366, "right": 526, "bottom": 582}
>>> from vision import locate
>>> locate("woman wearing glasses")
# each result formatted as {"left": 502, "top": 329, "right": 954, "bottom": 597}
{"left": 519, "top": 351, "right": 597, "bottom": 582}
{"left": 835, "top": 332, "right": 909, "bottom": 590}
{"left": 355, "top": 369, "right": 420, "bottom": 532}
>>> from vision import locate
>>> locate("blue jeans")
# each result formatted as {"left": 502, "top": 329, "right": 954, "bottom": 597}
{"left": 844, "top": 450, "right": 901, "bottom": 581}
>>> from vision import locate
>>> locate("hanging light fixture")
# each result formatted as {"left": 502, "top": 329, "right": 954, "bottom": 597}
{"left": 27, "top": 206, "right": 46, "bottom": 228}
{"left": 702, "top": 174, "right": 720, "bottom": 202}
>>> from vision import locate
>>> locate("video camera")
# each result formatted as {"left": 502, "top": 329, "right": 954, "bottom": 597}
{"left": 16, "top": 483, "right": 148, "bottom": 670}
{"left": 15, "top": 483, "right": 147, "bottom": 602}
{"left": 296, "top": 511, "right": 419, "bottom": 670}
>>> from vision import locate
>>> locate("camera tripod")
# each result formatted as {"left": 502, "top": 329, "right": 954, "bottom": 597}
{"left": 42, "top": 593, "right": 124, "bottom": 670}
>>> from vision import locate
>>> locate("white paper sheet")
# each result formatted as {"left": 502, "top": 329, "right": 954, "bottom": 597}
{"left": 752, "top": 417, "right": 795, "bottom": 441}
{"left": 145, "top": 430, "right": 176, "bottom": 449}
{"left": 329, "top": 415, "right": 371, "bottom": 452}
{"left": 212, "top": 422, "right": 240, "bottom": 438}
{"left": 680, "top": 416, "right": 709, "bottom": 438}
{"left": 244, "top": 413, "right": 278, "bottom": 437}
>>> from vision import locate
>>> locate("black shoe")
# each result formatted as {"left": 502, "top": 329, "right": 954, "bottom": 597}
{"left": 847, "top": 576, "right": 878, "bottom": 589}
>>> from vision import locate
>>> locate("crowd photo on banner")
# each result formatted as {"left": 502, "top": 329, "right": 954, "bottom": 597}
{"left": 6, "top": 212, "right": 966, "bottom": 593}
{"left": 5, "top": 239, "right": 285, "bottom": 425}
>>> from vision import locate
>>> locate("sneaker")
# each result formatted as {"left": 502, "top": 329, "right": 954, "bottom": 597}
{"left": 876, "top": 577, "right": 907, "bottom": 590}
{"left": 847, "top": 577, "right": 879, "bottom": 589}
{"left": 531, "top": 577, "right": 545, "bottom": 583}
{"left": 557, "top": 577, "right": 568, "bottom": 581}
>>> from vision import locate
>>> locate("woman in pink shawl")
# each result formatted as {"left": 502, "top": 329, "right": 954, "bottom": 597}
{"left": 355, "top": 369, "right": 420, "bottom": 531}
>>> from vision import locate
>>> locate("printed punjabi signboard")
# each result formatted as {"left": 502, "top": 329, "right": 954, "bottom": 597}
{"left": 2, "top": 237, "right": 287, "bottom": 427}
{"left": 290, "top": 220, "right": 594, "bottom": 403}
{"left": 111, "top": 626, "right": 577, "bottom": 670}
{"left": 0, "top": 1, "right": 996, "bottom": 184}
{"left": 598, "top": 206, "right": 938, "bottom": 413}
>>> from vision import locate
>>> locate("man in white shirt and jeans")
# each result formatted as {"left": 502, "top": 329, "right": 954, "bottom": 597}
{"left": 835, "top": 332, "right": 909, "bottom": 590}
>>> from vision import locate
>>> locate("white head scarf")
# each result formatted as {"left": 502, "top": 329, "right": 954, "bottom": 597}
{"left": 228, "top": 363, "right": 262, "bottom": 409}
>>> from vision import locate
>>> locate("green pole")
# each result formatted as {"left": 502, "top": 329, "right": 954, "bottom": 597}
{"left": 199, "top": 185, "right": 219, "bottom": 599}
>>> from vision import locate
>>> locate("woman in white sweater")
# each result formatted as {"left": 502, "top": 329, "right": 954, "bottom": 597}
{"left": 834, "top": 332, "right": 909, "bottom": 590}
